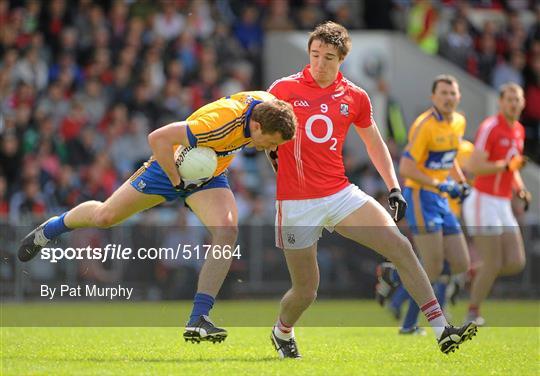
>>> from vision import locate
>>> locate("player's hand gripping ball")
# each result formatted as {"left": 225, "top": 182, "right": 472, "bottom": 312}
{"left": 174, "top": 146, "right": 218, "bottom": 190}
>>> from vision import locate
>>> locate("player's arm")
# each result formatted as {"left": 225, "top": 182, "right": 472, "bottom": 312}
{"left": 355, "top": 124, "right": 400, "bottom": 190}
{"left": 450, "top": 160, "right": 467, "bottom": 183}
{"left": 399, "top": 157, "right": 439, "bottom": 187}
{"left": 355, "top": 124, "right": 407, "bottom": 221}
{"left": 466, "top": 148, "right": 507, "bottom": 175}
{"left": 147, "top": 121, "right": 190, "bottom": 187}
{"left": 398, "top": 121, "right": 440, "bottom": 187}
{"left": 513, "top": 170, "right": 532, "bottom": 211}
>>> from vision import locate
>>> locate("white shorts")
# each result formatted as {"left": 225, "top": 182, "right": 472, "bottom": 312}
{"left": 462, "top": 188, "right": 519, "bottom": 236}
{"left": 275, "top": 184, "right": 371, "bottom": 249}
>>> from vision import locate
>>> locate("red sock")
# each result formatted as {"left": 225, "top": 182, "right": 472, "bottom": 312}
{"left": 421, "top": 299, "right": 447, "bottom": 338}
{"left": 468, "top": 304, "right": 479, "bottom": 316}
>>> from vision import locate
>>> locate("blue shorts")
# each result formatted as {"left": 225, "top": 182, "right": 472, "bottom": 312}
{"left": 403, "top": 187, "right": 461, "bottom": 235}
{"left": 129, "top": 158, "right": 230, "bottom": 201}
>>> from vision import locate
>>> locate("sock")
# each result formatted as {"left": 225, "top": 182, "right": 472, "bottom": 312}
{"left": 390, "top": 285, "right": 409, "bottom": 310}
{"left": 273, "top": 317, "right": 294, "bottom": 340}
{"left": 188, "top": 293, "right": 215, "bottom": 325}
{"left": 390, "top": 268, "right": 401, "bottom": 284}
{"left": 43, "top": 212, "right": 72, "bottom": 239}
{"left": 468, "top": 304, "right": 479, "bottom": 317}
{"left": 434, "top": 281, "right": 447, "bottom": 309}
{"left": 402, "top": 294, "right": 420, "bottom": 330}
{"left": 421, "top": 298, "right": 448, "bottom": 339}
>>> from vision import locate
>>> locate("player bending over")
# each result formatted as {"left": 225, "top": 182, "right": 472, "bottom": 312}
{"left": 17, "top": 91, "right": 297, "bottom": 344}
{"left": 267, "top": 22, "right": 477, "bottom": 358}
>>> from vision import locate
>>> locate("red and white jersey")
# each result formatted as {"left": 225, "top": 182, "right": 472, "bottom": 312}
{"left": 473, "top": 113, "right": 525, "bottom": 198}
{"left": 268, "top": 65, "right": 374, "bottom": 200}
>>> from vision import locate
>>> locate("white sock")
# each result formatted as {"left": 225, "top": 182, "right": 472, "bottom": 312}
{"left": 274, "top": 318, "right": 294, "bottom": 340}
{"left": 421, "top": 298, "right": 448, "bottom": 339}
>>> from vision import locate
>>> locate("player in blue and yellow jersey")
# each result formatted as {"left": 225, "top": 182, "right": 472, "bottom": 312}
{"left": 376, "top": 75, "right": 473, "bottom": 335}
{"left": 17, "top": 91, "right": 297, "bottom": 343}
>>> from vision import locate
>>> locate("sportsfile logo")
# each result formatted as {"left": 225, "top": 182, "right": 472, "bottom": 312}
{"left": 293, "top": 100, "right": 309, "bottom": 107}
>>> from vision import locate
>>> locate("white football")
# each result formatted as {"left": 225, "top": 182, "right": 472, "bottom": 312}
{"left": 174, "top": 146, "right": 218, "bottom": 181}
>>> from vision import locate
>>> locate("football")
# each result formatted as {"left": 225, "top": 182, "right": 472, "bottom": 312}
{"left": 174, "top": 146, "right": 218, "bottom": 181}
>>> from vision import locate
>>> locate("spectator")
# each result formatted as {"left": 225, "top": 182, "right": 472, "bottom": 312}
{"left": 0, "top": 133, "right": 22, "bottom": 193}
{"left": 9, "top": 177, "right": 46, "bottom": 223}
{"left": 439, "top": 17, "right": 475, "bottom": 70}
{"left": 74, "top": 79, "right": 108, "bottom": 127}
{"left": 153, "top": 1, "right": 185, "bottom": 42}
{"left": 407, "top": 0, "right": 438, "bottom": 55}
{"left": 13, "top": 47, "right": 48, "bottom": 91}
{"left": 473, "top": 32, "right": 499, "bottom": 84}
{"left": 492, "top": 49, "right": 526, "bottom": 89}
{"left": 233, "top": 6, "right": 264, "bottom": 54}
{"left": 35, "top": 81, "right": 70, "bottom": 127}
{"left": 264, "top": 0, "right": 295, "bottom": 31}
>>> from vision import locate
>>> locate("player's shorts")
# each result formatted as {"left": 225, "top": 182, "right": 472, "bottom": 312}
{"left": 275, "top": 184, "right": 370, "bottom": 250}
{"left": 129, "top": 157, "right": 230, "bottom": 201}
{"left": 462, "top": 188, "right": 519, "bottom": 235}
{"left": 403, "top": 187, "right": 461, "bottom": 236}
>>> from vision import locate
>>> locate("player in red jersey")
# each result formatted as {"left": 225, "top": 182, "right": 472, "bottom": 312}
{"left": 267, "top": 22, "right": 477, "bottom": 358}
{"left": 462, "top": 83, "right": 531, "bottom": 325}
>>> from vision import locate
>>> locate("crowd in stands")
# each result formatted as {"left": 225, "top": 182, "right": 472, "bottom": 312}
{"left": 0, "top": 0, "right": 538, "bottom": 228}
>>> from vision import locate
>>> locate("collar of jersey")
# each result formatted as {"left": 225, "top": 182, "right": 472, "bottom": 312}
{"left": 303, "top": 65, "right": 343, "bottom": 89}
{"left": 244, "top": 99, "right": 262, "bottom": 138}
{"left": 497, "top": 112, "right": 517, "bottom": 129}
{"left": 431, "top": 106, "right": 445, "bottom": 122}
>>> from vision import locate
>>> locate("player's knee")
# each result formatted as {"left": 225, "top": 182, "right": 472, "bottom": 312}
{"left": 209, "top": 223, "right": 238, "bottom": 244}
{"left": 503, "top": 257, "right": 526, "bottom": 275}
{"left": 385, "top": 235, "right": 416, "bottom": 265}
{"left": 93, "top": 205, "right": 117, "bottom": 228}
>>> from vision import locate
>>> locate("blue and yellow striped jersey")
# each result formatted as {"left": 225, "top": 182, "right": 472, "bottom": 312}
{"left": 179, "top": 91, "right": 276, "bottom": 176}
{"left": 403, "top": 108, "right": 466, "bottom": 191}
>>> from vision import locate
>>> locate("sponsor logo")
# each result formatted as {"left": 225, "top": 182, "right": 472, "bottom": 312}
{"left": 500, "top": 138, "right": 510, "bottom": 146}
{"left": 286, "top": 233, "right": 296, "bottom": 245}
{"left": 293, "top": 100, "right": 310, "bottom": 107}
{"left": 332, "top": 91, "right": 345, "bottom": 99}
{"left": 340, "top": 103, "right": 349, "bottom": 117}
{"left": 137, "top": 179, "right": 146, "bottom": 191}
{"left": 425, "top": 150, "right": 457, "bottom": 170}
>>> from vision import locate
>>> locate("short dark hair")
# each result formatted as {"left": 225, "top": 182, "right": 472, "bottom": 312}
{"left": 308, "top": 21, "right": 351, "bottom": 60}
{"left": 432, "top": 74, "right": 459, "bottom": 93}
{"left": 251, "top": 100, "right": 297, "bottom": 141}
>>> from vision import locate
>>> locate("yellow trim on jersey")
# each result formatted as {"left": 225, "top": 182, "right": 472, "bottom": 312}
{"left": 413, "top": 188, "right": 426, "bottom": 233}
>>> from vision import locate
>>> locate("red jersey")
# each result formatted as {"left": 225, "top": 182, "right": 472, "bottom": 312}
{"left": 473, "top": 113, "right": 525, "bottom": 198}
{"left": 268, "top": 66, "right": 374, "bottom": 200}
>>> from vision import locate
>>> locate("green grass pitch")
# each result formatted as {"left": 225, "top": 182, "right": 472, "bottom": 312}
{"left": 1, "top": 300, "right": 539, "bottom": 375}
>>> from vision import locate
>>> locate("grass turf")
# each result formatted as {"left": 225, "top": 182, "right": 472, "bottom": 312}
{"left": 1, "top": 300, "right": 539, "bottom": 375}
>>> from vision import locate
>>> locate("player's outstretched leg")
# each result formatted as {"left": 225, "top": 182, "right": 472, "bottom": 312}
{"left": 18, "top": 216, "right": 59, "bottom": 262}
{"left": 335, "top": 199, "right": 478, "bottom": 354}
{"left": 18, "top": 181, "right": 164, "bottom": 262}
{"left": 183, "top": 315, "right": 228, "bottom": 344}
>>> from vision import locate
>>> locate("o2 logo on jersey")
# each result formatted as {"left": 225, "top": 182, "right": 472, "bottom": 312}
{"left": 425, "top": 150, "right": 457, "bottom": 170}
{"left": 305, "top": 113, "right": 337, "bottom": 151}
